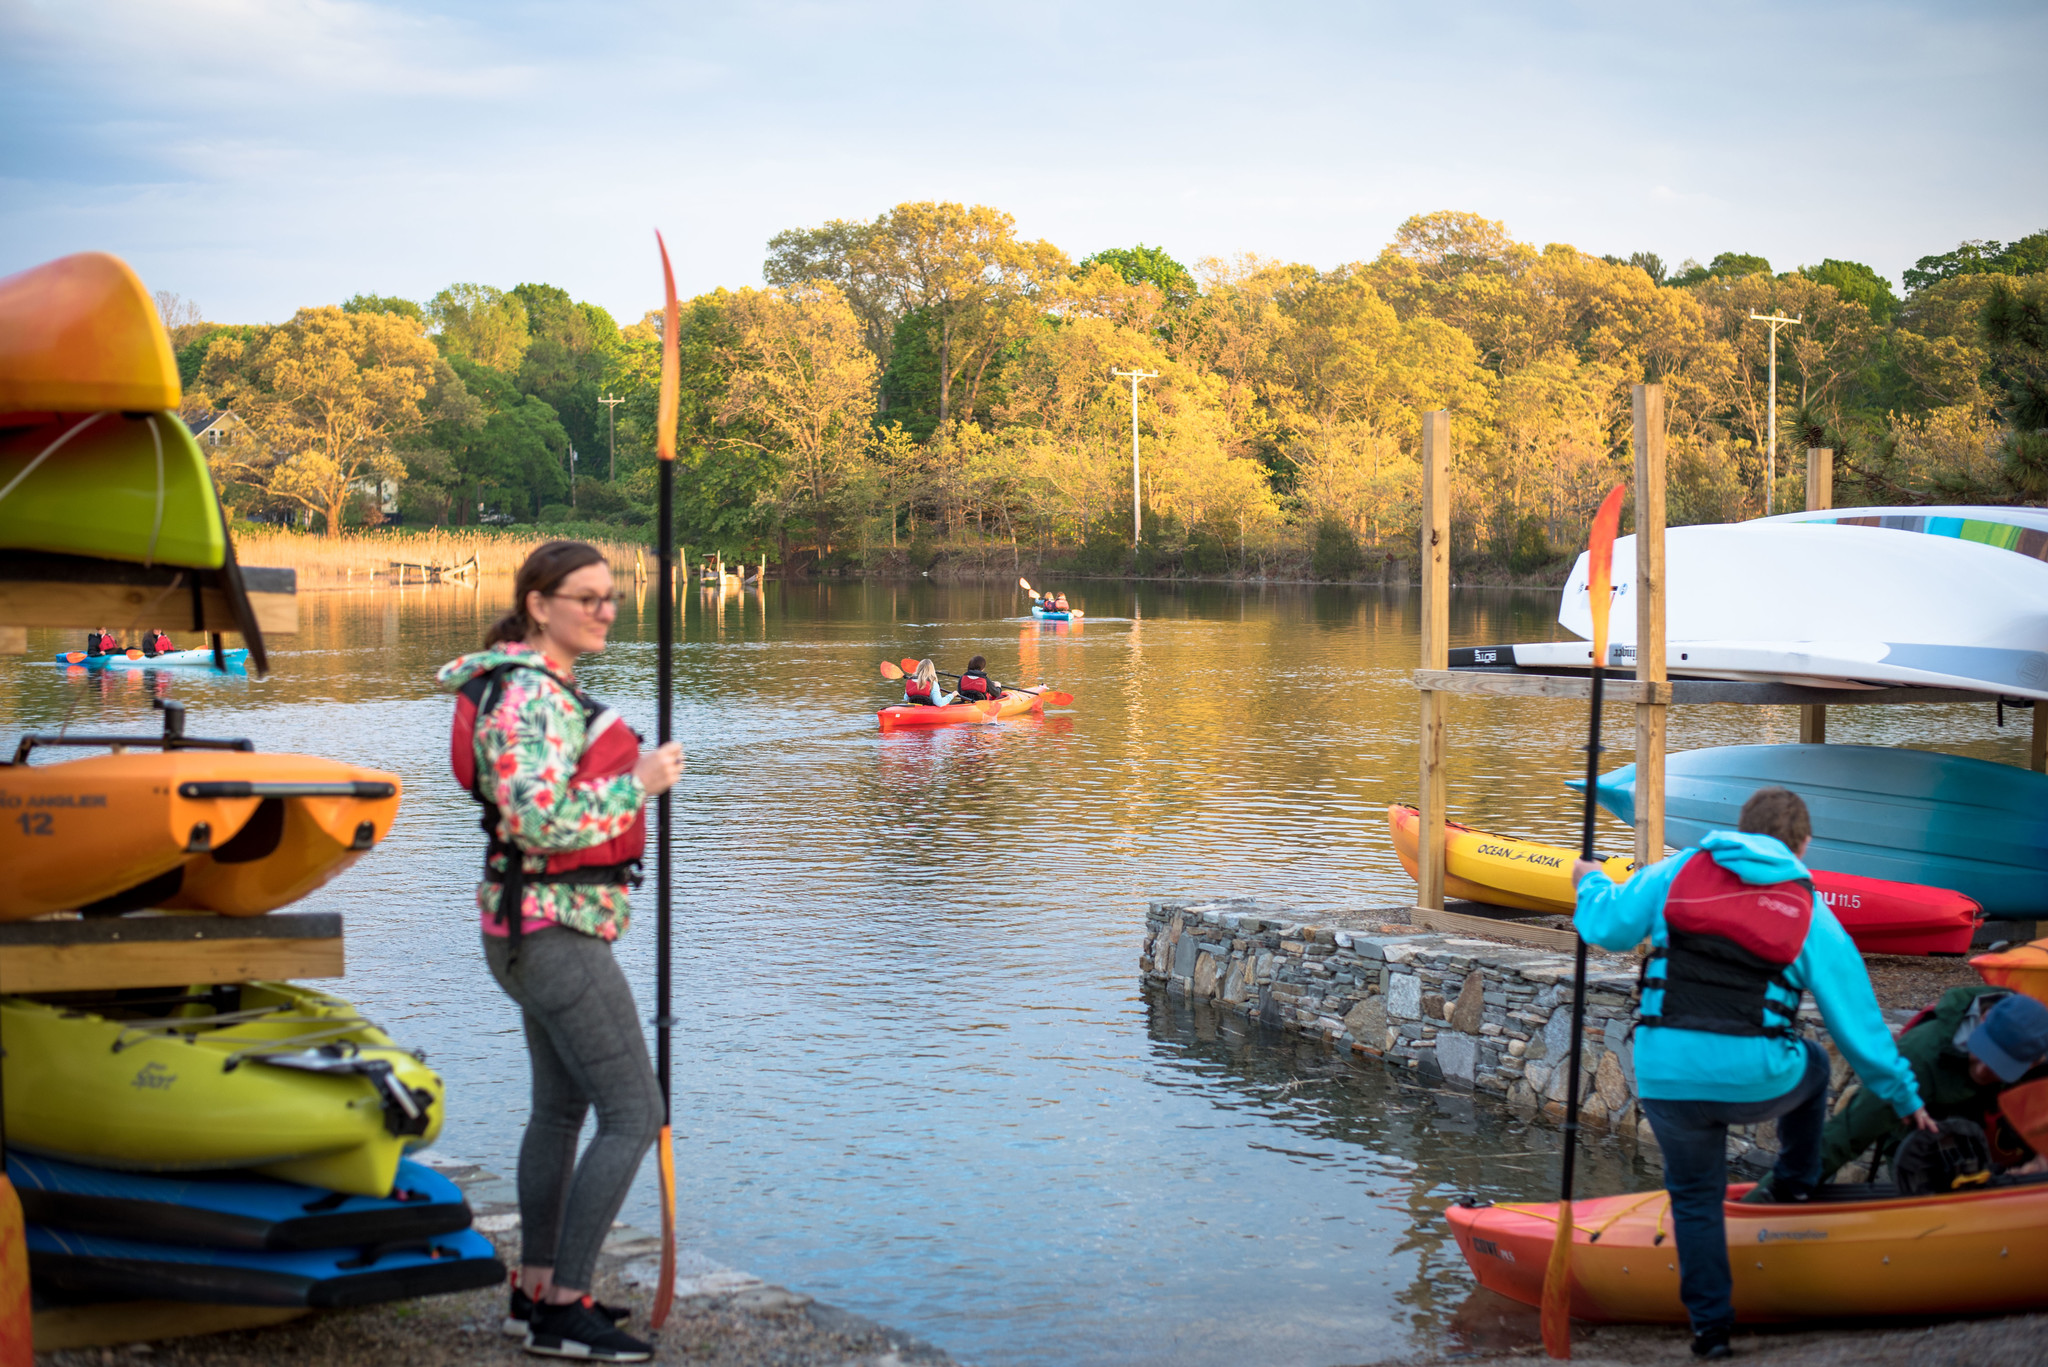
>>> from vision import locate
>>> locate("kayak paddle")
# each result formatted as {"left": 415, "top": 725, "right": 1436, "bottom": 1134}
{"left": 650, "top": 229, "right": 681, "bottom": 1331}
{"left": 1541, "top": 482, "right": 1626, "bottom": 1361}
{"left": 1018, "top": 576, "right": 1035, "bottom": 596}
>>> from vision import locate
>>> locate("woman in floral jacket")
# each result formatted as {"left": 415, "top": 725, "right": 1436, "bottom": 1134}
{"left": 440, "top": 541, "right": 681, "bottom": 1363}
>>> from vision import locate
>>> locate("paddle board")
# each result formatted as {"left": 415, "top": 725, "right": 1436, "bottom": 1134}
{"left": 1581, "top": 744, "right": 2048, "bottom": 917}
{"left": 8, "top": 1155, "right": 470, "bottom": 1252}
{"left": 1761, "top": 504, "right": 2048, "bottom": 559}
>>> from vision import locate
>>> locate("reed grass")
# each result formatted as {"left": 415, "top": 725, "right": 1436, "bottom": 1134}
{"left": 231, "top": 528, "right": 650, "bottom": 589}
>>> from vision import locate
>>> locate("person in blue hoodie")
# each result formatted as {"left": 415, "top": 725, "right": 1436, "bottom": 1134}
{"left": 1571, "top": 786, "right": 1936, "bottom": 1360}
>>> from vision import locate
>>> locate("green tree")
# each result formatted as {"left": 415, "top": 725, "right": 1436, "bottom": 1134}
{"left": 1903, "top": 234, "right": 2048, "bottom": 293}
{"left": 763, "top": 218, "right": 903, "bottom": 371}
{"left": 429, "top": 284, "right": 531, "bottom": 370}
{"left": 343, "top": 294, "right": 426, "bottom": 324}
{"left": 1077, "top": 245, "right": 1196, "bottom": 306}
{"left": 1669, "top": 252, "right": 1771, "bottom": 287}
{"left": 1798, "top": 259, "right": 1900, "bottom": 324}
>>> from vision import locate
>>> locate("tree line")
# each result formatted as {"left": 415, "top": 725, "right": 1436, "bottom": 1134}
{"left": 175, "top": 206, "right": 2048, "bottom": 578}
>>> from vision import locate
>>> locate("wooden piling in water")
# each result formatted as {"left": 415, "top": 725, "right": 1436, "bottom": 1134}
{"left": 1415, "top": 410, "right": 1451, "bottom": 919}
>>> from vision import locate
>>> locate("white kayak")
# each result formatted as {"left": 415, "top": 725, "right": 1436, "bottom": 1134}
{"left": 1535, "top": 518, "right": 2048, "bottom": 701}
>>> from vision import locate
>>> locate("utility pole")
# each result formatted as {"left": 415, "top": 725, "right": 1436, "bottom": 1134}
{"left": 598, "top": 393, "right": 626, "bottom": 480}
{"left": 1747, "top": 312, "right": 1801, "bottom": 515}
{"left": 1112, "top": 368, "right": 1159, "bottom": 543}
{"left": 568, "top": 444, "right": 578, "bottom": 509}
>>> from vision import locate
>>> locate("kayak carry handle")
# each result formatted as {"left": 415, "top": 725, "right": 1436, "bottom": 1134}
{"left": 11, "top": 732, "right": 256, "bottom": 763}
{"left": 177, "top": 780, "right": 398, "bottom": 800}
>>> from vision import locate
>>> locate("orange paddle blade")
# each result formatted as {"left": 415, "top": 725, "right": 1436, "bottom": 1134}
{"left": 0, "top": 1175, "right": 29, "bottom": 1367}
{"left": 63, "top": 652, "right": 83, "bottom": 663}
{"left": 1040, "top": 691, "right": 1074, "bottom": 706}
{"left": 900, "top": 658, "right": 919, "bottom": 674}
{"left": 650, "top": 1124, "right": 677, "bottom": 1329}
{"left": 656, "top": 233, "right": 680, "bottom": 465}
{"left": 1585, "top": 485, "right": 1625, "bottom": 668}
{"left": 1539, "top": 1196, "right": 1574, "bottom": 1358}
{"left": 879, "top": 660, "right": 905, "bottom": 679}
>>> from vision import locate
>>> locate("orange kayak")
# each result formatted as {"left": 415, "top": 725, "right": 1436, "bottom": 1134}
{"left": 1973, "top": 939, "right": 2048, "bottom": 1007}
{"left": 0, "top": 751, "right": 400, "bottom": 919}
{"left": 877, "top": 688, "right": 1049, "bottom": 730}
{"left": 1447, "top": 1179, "right": 2048, "bottom": 1322}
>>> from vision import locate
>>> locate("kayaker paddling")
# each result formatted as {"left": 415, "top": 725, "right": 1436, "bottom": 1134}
{"left": 440, "top": 540, "right": 681, "bottom": 1364}
{"left": 903, "top": 659, "right": 954, "bottom": 707}
{"left": 956, "top": 655, "right": 1003, "bottom": 701}
{"left": 1571, "top": 786, "right": 1937, "bottom": 1361}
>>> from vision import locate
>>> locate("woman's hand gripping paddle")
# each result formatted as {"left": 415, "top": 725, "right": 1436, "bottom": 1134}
{"left": 1540, "top": 483, "right": 1626, "bottom": 1361}
{"left": 651, "top": 231, "right": 682, "bottom": 1331}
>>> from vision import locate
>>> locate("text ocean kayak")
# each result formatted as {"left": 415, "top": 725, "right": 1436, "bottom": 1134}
{"left": 1387, "top": 805, "right": 1983, "bottom": 955}
{"left": 1580, "top": 744, "right": 2048, "bottom": 919}
{"left": 54, "top": 647, "right": 250, "bottom": 672}
{"left": 3, "top": 981, "right": 442, "bottom": 1198}
{"left": 878, "top": 688, "right": 1053, "bottom": 730}
{"left": 1447, "top": 1178, "right": 2048, "bottom": 1322}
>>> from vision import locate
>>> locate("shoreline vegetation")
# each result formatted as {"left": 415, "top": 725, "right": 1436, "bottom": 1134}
{"left": 173, "top": 206, "right": 2047, "bottom": 591}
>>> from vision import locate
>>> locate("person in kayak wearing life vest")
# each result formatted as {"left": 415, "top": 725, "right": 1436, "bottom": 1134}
{"left": 1054, "top": 593, "right": 1070, "bottom": 612}
{"left": 1571, "top": 786, "right": 1936, "bottom": 1362}
{"left": 903, "top": 658, "right": 954, "bottom": 706}
{"left": 438, "top": 540, "right": 681, "bottom": 1364}
{"left": 955, "top": 655, "right": 1002, "bottom": 701}
{"left": 85, "top": 629, "right": 116, "bottom": 657}
{"left": 141, "top": 629, "right": 173, "bottom": 657}
{"left": 1747, "top": 988, "right": 2048, "bottom": 1200}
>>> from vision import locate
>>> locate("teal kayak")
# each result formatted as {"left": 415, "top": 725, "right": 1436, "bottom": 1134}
{"left": 1577, "top": 743, "right": 2048, "bottom": 917}
{"left": 54, "top": 647, "right": 249, "bottom": 672}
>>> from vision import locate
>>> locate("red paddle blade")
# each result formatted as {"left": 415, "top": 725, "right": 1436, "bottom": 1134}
{"left": 1539, "top": 1196, "right": 1574, "bottom": 1358}
{"left": 656, "top": 233, "right": 680, "bottom": 464}
{"left": 900, "top": 657, "right": 919, "bottom": 674}
{"left": 1585, "top": 485, "right": 1625, "bottom": 668}
{"left": 1040, "top": 690, "right": 1074, "bottom": 706}
{"left": 650, "top": 1124, "right": 677, "bottom": 1328}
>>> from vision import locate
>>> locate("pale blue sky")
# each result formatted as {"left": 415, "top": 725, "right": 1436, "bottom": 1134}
{"left": 4, "top": 0, "right": 2044, "bottom": 324}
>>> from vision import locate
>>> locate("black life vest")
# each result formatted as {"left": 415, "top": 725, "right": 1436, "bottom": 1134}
{"left": 958, "top": 670, "right": 992, "bottom": 699}
{"left": 86, "top": 632, "right": 111, "bottom": 657}
{"left": 450, "top": 660, "right": 646, "bottom": 961}
{"left": 1639, "top": 851, "right": 1813, "bottom": 1039}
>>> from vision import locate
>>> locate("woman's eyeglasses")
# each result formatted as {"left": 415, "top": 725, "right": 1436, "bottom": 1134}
{"left": 546, "top": 591, "right": 627, "bottom": 613}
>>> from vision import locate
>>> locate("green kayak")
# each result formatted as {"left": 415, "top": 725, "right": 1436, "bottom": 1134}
{"left": 0, "top": 411, "right": 225, "bottom": 569}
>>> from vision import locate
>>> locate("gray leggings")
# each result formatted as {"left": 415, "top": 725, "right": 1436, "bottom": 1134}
{"left": 484, "top": 926, "right": 663, "bottom": 1289}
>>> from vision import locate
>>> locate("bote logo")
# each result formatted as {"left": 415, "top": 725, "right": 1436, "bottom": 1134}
{"left": 131, "top": 1061, "right": 177, "bottom": 1090}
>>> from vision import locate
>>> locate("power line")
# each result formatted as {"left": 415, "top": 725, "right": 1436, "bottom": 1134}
{"left": 1747, "top": 313, "right": 1801, "bottom": 516}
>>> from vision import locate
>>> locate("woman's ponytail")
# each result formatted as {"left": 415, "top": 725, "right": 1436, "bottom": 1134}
{"left": 485, "top": 540, "right": 610, "bottom": 648}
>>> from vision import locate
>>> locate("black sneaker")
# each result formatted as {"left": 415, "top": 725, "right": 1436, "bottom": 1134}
{"left": 1691, "top": 1326, "right": 1734, "bottom": 1359}
{"left": 525, "top": 1296, "right": 652, "bottom": 1362}
{"left": 503, "top": 1282, "right": 632, "bottom": 1337}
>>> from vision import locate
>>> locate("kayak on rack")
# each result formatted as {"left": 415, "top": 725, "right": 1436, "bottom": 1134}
{"left": 1386, "top": 804, "right": 1983, "bottom": 955}
{"left": 53, "top": 647, "right": 249, "bottom": 672}
{"left": 1447, "top": 1175, "right": 2048, "bottom": 1323}
{"left": 879, "top": 687, "right": 1050, "bottom": 730}
{"left": 27, "top": 1223, "right": 501, "bottom": 1309}
{"left": 3, "top": 980, "right": 443, "bottom": 1198}
{"left": 1578, "top": 744, "right": 2048, "bottom": 920}
{"left": 9, "top": 1153, "right": 471, "bottom": 1251}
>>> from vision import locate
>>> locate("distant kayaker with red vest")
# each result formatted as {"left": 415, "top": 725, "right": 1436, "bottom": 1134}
{"left": 1571, "top": 787, "right": 1935, "bottom": 1362}
{"left": 439, "top": 540, "right": 680, "bottom": 1364}
{"left": 956, "top": 655, "right": 1001, "bottom": 701}
{"left": 903, "top": 658, "right": 953, "bottom": 706}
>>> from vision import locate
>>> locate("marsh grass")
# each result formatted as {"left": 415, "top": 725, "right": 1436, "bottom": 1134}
{"left": 232, "top": 528, "right": 650, "bottom": 588}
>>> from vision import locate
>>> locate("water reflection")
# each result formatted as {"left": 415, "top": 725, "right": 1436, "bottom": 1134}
{"left": 0, "top": 581, "right": 2031, "bottom": 1367}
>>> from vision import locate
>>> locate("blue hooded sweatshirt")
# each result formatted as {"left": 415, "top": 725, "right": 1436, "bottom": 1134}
{"left": 1574, "top": 830, "right": 1924, "bottom": 1115}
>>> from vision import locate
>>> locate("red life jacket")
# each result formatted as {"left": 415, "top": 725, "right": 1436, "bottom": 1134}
{"left": 1639, "top": 850, "right": 1813, "bottom": 1039}
{"left": 904, "top": 677, "right": 935, "bottom": 703}
{"left": 450, "top": 660, "right": 646, "bottom": 956}
{"left": 958, "top": 671, "right": 992, "bottom": 699}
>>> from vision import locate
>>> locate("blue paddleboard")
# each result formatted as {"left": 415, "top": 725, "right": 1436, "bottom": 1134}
{"left": 9, "top": 1155, "right": 471, "bottom": 1251}
{"left": 1576, "top": 743, "right": 2048, "bottom": 916}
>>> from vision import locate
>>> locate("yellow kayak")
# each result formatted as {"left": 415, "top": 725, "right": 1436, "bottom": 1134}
{"left": 1387, "top": 804, "right": 1631, "bottom": 913}
{"left": 2, "top": 982, "right": 441, "bottom": 1198}
{"left": 0, "top": 750, "right": 401, "bottom": 920}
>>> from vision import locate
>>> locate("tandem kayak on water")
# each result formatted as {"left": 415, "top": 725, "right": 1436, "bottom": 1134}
{"left": 1030, "top": 606, "right": 1082, "bottom": 621}
{"left": 1447, "top": 1176, "right": 2048, "bottom": 1323}
{"left": 878, "top": 688, "right": 1057, "bottom": 731}
{"left": 54, "top": 647, "right": 249, "bottom": 672}
{"left": 1386, "top": 805, "right": 1983, "bottom": 955}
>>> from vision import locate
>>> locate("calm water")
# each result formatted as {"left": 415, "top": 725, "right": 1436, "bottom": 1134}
{"left": 3, "top": 582, "right": 2031, "bottom": 1366}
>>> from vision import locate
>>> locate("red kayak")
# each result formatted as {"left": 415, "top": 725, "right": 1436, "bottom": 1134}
{"left": 877, "top": 688, "right": 1048, "bottom": 730}
{"left": 1812, "top": 869, "right": 1982, "bottom": 955}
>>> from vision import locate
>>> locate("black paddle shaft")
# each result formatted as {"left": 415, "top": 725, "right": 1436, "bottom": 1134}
{"left": 655, "top": 458, "right": 674, "bottom": 1124}
{"left": 1559, "top": 664, "right": 1605, "bottom": 1205}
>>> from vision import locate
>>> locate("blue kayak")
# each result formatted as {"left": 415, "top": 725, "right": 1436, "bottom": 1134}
{"left": 53, "top": 646, "right": 249, "bottom": 671}
{"left": 26, "top": 1223, "right": 502, "bottom": 1308}
{"left": 9, "top": 1154, "right": 471, "bottom": 1251}
{"left": 1577, "top": 743, "right": 2048, "bottom": 916}
{"left": 1030, "top": 606, "right": 1074, "bottom": 621}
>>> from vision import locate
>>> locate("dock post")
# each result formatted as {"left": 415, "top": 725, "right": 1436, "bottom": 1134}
{"left": 1416, "top": 410, "right": 1452, "bottom": 915}
{"left": 1633, "top": 385, "right": 1667, "bottom": 865}
{"left": 1800, "top": 448, "right": 1833, "bottom": 745}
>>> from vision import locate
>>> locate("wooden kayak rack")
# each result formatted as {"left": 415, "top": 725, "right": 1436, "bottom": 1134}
{"left": 1411, "top": 385, "right": 2048, "bottom": 952}
{"left": 0, "top": 913, "right": 343, "bottom": 995}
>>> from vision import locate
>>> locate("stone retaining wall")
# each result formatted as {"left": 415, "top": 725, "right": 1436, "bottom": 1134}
{"left": 1144, "top": 898, "right": 1901, "bottom": 1171}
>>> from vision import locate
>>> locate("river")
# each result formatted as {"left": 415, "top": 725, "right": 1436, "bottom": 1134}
{"left": 4, "top": 580, "right": 2030, "bottom": 1365}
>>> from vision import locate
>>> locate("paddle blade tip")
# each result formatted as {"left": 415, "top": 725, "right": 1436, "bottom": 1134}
{"left": 1539, "top": 1198, "right": 1575, "bottom": 1358}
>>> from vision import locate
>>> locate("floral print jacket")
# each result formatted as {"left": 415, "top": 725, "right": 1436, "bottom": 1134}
{"left": 438, "top": 643, "right": 646, "bottom": 940}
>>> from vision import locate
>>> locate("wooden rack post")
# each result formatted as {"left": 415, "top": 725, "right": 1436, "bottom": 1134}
{"left": 1801, "top": 447, "right": 1834, "bottom": 745}
{"left": 1633, "top": 385, "right": 1668, "bottom": 864}
{"left": 1416, "top": 410, "right": 1452, "bottom": 916}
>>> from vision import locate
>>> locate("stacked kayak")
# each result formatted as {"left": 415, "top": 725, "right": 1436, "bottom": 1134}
{"left": 879, "top": 688, "right": 1050, "bottom": 730}
{"left": 0, "top": 749, "right": 401, "bottom": 919}
{"left": 1973, "top": 938, "right": 2048, "bottom": 1007}
{"left": 1581, "top": 744, "right": 2047, "bottom": 919}
{"left": 54, "top": 647, "right": 249, "bottom": 672}
{"left": 3, "top": 981, "right": 442, "bottom": 1198}
{"left": 1447, "top": 1178, "right": 2048, "bottom": 1322}
{"left": 1387, "top": 805, "right": 1983, "bottom": 954}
